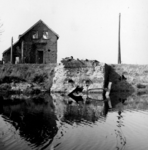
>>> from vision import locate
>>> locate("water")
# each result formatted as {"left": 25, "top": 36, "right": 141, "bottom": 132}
{"left": 0, "top": 92, "right": 148, "bottom": 150}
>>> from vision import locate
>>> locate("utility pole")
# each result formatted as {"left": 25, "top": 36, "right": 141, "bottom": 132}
{"left": 118, "top": 13, "right": 121, "bottom": 64}
{"left": 21, "top": 41, "right": 24, "bottom": 63}
{"left": 10, "top": 37, "right": 13, "bottom": 64}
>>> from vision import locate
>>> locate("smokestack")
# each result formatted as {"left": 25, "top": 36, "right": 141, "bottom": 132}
{"left": 118, "top": 13, "right": 121, "bottom": 64}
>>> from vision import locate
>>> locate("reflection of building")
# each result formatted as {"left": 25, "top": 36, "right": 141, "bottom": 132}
{"left": 2, "top": 94, "right": 58, "bottom": 148}
{"left": 3, "top": 20, "right": 59, "bottom": 64}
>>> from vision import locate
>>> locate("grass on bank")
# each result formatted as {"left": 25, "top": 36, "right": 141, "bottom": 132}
{"left": 0, "top": 64, "right": 56, "bottom": 87}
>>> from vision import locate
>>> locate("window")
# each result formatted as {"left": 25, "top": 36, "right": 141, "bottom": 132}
{"left": 43, "top": 31, "right": 49, "bottom": 39}
{"left": 32, "top": 31, "right": 38, "bottom": 39}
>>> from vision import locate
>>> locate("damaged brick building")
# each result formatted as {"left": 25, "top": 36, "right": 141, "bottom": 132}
{"left": 3, "top": 20, "right": 59, "bottom": 64}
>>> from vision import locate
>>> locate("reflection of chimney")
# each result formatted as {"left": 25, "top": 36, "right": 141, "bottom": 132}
{"left": 118, "top": 13, "right": 121, "bottom": 64}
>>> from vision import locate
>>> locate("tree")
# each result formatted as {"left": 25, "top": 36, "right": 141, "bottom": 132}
{"left": 0, "top": 19, "right": 4, "bottom": 36}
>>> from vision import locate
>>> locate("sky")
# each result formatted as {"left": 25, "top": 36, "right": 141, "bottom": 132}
{"left": 0, "top": 0, "right": 148, "bottom": 64}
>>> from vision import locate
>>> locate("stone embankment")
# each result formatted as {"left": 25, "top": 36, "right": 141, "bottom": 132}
{"left": 0, "top": 58, "right": 106, "bottom": 98}
{"left": 108, "top": 64, "right": 148, "bottom": 94}
{"left": 1, "top": 58, "right": 148, "bottom": 96}
{"left": 51, "top": 62, "right": 148, "bottom": 95}
{"left": 51, "top": 57, "right": 106, "bottom": 95}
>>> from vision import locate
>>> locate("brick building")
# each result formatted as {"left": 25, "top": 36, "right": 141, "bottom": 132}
{"left": 3, "top": 20, "right": 59, "bottom": 64}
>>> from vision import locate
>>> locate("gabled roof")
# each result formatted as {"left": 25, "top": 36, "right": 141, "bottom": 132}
{"left": 3, "top": 40, "right": 19, "bottom": 54}
{"left": 19, "top": 19, "right": 59, "bottom": 39}
{"left": 3, "top": 19, "right": 59, "bottom": 55}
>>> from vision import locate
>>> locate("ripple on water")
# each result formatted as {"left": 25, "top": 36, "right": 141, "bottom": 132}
{"left": 120, "top": 109, "right": 148, "bottom": 150}
{"left": 1, "top": 93, "right": 148, "bottom": 150}
{"left": 0, "top": 115, "right": 22, "bottom": 150}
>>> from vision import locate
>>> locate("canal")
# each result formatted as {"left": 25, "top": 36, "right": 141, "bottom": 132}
{"left": 0, "top": 92, "right": 148, "bottom": 150}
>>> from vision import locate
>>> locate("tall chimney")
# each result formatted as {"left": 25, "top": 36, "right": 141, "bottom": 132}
{"left": 118, "top": 13, "right": 121, "bottom": 64}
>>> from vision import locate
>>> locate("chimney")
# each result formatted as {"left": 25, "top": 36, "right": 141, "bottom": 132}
{"left": 118, "top": 13, "right": 121, "bottom": 64}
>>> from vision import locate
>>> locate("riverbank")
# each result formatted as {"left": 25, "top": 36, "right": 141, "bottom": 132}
{"left": 0, "top": 58, "right": 107, "bottom": 97}
{"left": 109, "top": 64, "right": 148, "bottom": 94}
{"left": 1, "top": 59, "right": 148, "bottom": 97}
{"left": 0, "top": 64, "right": 56, "bottom": 95}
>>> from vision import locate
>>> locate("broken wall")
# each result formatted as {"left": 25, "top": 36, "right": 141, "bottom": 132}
{"left": 51, "top": 59, "right": 106, "bottom": 94}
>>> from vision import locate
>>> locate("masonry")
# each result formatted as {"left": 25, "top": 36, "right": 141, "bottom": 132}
{"left": 106, "top": 64, "right": 148, "bottom": 94}
{"left": 0, "top": 60, "right": 148, "bottom": 96}
{"left": 3, "top": 20, "right": 59, "bottom": 64}
{"left": 51, "top": 58, "right": 105, "bottom": 94}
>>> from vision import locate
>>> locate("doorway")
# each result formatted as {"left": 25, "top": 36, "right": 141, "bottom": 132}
{"left": 37, "top": 50, "right": 43, "bottom": 63}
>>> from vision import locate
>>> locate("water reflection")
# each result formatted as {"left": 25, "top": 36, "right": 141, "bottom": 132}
{"left": 0, "top": 93, "right": 58, "bottom": 150}
{"left": 52, "top": 93, "right": 112, "bottom": 125}
{"left": 110, "top": 92, "right": 148, "bottom": 111}
{"left": 1, "top": 92, "right": 148, "bottom": 150}
{"left": 110, "top": 92, "right": 148, "bottom": 150}
{"left": 0, "top": 96, "right": 3, "bottom": 114}
{"left": 114, "top": 110, "right": 126, "bottom": 150}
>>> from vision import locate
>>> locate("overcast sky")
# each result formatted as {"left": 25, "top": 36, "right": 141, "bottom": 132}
{"left": 0, "top": 0, "right": 148, "bottom": 64}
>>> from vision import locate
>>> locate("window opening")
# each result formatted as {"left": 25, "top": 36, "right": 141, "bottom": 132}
{"left": 43, "top": 31, "right": 49, "bottom": 39}
{"left": 32, "top": 31, "right": 38, "bottom": 39}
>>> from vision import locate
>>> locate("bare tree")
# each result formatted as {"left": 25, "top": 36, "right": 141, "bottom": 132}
{"left": 0, "top": 19, "right": 4, "bottom": 36}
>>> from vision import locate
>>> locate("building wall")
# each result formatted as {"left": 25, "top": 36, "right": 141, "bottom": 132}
{"left": 3, "top": 51, "right": 10, "bottom": 63}
{"left": 21, "top": 21, "right": 58, "bottom": 64}
{"left": 3, "top": 21, "right": 58, "bottom": 64}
